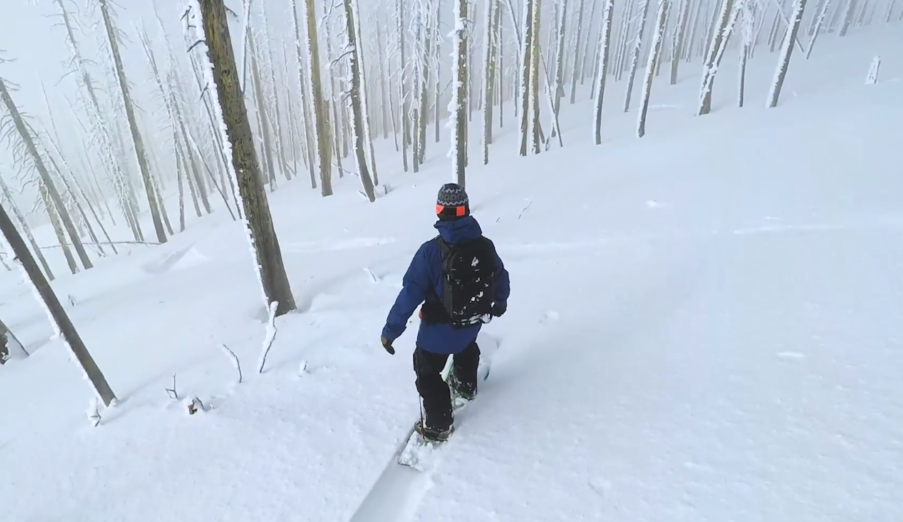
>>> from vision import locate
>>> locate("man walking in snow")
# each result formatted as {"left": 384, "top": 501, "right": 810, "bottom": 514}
{"left": 381, "top": 183, "right": 510, "bottom": 442}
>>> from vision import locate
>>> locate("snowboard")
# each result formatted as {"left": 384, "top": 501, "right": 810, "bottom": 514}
{"left": 396, "top": 334, "right": 499, "bottom": 471}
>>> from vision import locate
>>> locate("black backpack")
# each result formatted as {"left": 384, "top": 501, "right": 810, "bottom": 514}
{"left": 423, "top": 235, "right": 497, "bottom": 328}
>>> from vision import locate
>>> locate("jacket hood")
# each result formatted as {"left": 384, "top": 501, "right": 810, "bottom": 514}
{"left": 434, "top": 215, "right": 482, "bottom": 244}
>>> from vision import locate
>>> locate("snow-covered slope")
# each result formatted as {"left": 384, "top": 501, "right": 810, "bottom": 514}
{"left": 2, "top": 26, "right": 902, "bottom": 522}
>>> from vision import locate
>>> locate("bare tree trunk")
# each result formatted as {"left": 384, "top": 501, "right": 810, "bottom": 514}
{"left": 482, "top": 0, "right": 498, "bottom": 164}
{"left": 552, "top": 0, "right": 569, "bottom": 117}
{"left": 289, "top": 0, "right": 318, "bottom": 191}
{"left": 198, "top": 0, "right": 297, "bottom": 316}
{"left": 435, "top": 0, "right": 443, "bottom": 143}
{"left": 638, "top": 0, "right": 670, "bottom": 138}
{"left": 341, "top": 0, "right": 377, "bottom": 202}
{"left": 417, "top": 3, "right": 434, "bottom": 166}
{"left": 0, "top": 198, "right": 116, "bottom": 405}
{"left": 376, "top": 22, "right": 390, "bottom": 140}
{"left": 248, "top": 33, "right": 278, "bottom": 189}
{"left": 623, "top": 0, "right": 653, "bottom": 112}
{"left": 568, "top": 0, "right": 587, "bottom": 103}
{"left": 697, "top": 0, "right": 737, "bottom": 115}
{"left": 99, "top": 0, "right": 167, "bottom": 244}
{"left": 0, "top": 177, "right": 54, "bottom": 280}
{"left": 351, "top": 0, "right": 380, "bottom": 186}
{"left": 670, "top": 0, "right": 692, "bottom": 84}
{"left": 518, "top": 0, "right": 535, "bottom": 156}
{"left": 397, "top": 0, "right": 411, "bottom": 171}
{"left": 40, "top": 181, "right": 79, "bottom": 274}
{"left": 593, "top": 0, "right": 615, "bottom": 145}
{"left": 0, "top": 78, "right": 93, "bottom": 271}
{"left": 767, "top": 0, "right": 808, "bottom": 107}
{"left": 530, "top": 0, "right": 542, "bottom": 155}
{"left": 301, "top": 0, "right": 333, "bottom": 196}
{"left": 806, "top": 0, "right": 832, "bottom": 59}
{"left": 452, "top": 0, "right": 469, "bottom": 185}
{"left": 321, "top": 1, "right": 345, "bottom": 181}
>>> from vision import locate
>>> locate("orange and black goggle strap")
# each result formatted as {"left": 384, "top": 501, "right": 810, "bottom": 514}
{"left": 436, "top": 204, "right": 467, "bottom": 217}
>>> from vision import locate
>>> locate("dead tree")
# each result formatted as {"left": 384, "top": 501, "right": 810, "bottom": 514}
{"left": 341, "top": 0, "right": 377, "bottom": 202}
{"left": 0, "top": 197, "right": 116, "bottom": 404}
{"left": 98, "top": 0, "right": 168, "bottom": 244}
{"left": 0, "top": 77, "right": 93, "bottom": 271}
{"left": 195, "top": 0, "right": 297, "bottom": 316}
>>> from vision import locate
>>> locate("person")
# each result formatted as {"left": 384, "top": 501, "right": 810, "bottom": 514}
{"left": 381, "top": 183, "right": 510, "bottom": 442}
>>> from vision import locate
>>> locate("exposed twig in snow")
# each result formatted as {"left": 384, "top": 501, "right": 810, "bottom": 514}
{"left": 518, "top": 199, "right": 534, "bottom": 220}
{"left": 364, "top": 267, "right": 380, "bottom": 284}
{"left": 165, "top": 373, "right": 180, "bottom": 400}
{"left": 257, "top": 301, "right": 279, "bottom": 374}
{"left": 86, "top": 398, "right": 101, "bottom": 427}
{"left": 220, "top": 344, "right": 243, "bottom": 384}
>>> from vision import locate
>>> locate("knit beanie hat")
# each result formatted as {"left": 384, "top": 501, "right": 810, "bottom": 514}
{"left": 436, "top": 183, "right": 470, "bottom": 220}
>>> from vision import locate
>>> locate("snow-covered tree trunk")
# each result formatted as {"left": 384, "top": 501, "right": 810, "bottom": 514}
{"left": 99, "top": 0, "right": 167, "bottom": 244}
{"left": 482, "top": 0, "right": 498, "bottom": 164}
{"left": 289, "top": 0, "right": 318, "bottom": 190}
{"left": 341, "top": 0, "right": 378, "bottom": 202}
{"left": 38, "top": 182, "right": 79, "bottom": 273}
{"left": 529, "top": 0, "right": 542, "bottom": 154}
{"left": 0, "top": 176, "right": 54, "bottom": 281}
{"left": 670, "top": 0, "right": 692, "bottom": 84}
{"left": 593, "top": 0, "right": 614, "bottom": 145}
{"left": 193, "top": 0, "right": 297, "bottom": 316}
{"left": 623, "top": 0, "right": 652, "bottom": 112}
{"left": 552, "top": 0, "right": 569, "bottom": 115}
{"left": 0, "top": 198, "right": 116, "bottom": 405}
{"left": 351, "top": 0, "right": 380, "bottom": 186}
{"left": 839, "top": 0, "right": 856, "bottom": 35}
{"left": 767, "top": 0, "right": 808, "bottom": 107}
{"left": 638, "top": 0, "right": 670, "bottom": 138}
{"left": 518, "top": 0, "right": 535, "bottom": 156}
{"left": 397, "top": 0, "right": 411, "bottom": 172}
{"left": 567, "top": 0, "right": 586, "bottom": 103}
{"left": 248, "top": 33, "right": 278, "bottom": 189}
{"left": 57, "top": 0, "right": 139, "bottom": 241}
{"left": 451, "top": 0, "right": 469, "bottom": 185}
{"left": 435, "top": 0, "right": 443, "bottom": 143}
{"left": 0, "top": 78, "right": 93, "bottom": 271}
{"left": 320, "top": 1, "right": 345, "bottom": 180}
{"left": 416, "top": 1, "right": 435, "bottom": 167}
{"left": 300, "top": 0, "right": 333, "bottom": 196}
{"left": 697, "top": 0, "right": 737, "bottom": 115}
{"left": 738, "top": 0, "right": 754, "bottom": 106}
{"left": 806, "top": 0, "right": 832, "bottom": 59}
{"left": 376, "top": 22, "right": 390, "bottom": 141}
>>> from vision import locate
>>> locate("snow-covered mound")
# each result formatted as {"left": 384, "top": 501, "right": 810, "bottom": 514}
{"left": 1, "top": 26, "right": 902, "bottom": 522}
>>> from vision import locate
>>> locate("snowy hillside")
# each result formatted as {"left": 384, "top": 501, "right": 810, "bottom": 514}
{"left": 2, "top": 22, "right": 903, "bottom": 522}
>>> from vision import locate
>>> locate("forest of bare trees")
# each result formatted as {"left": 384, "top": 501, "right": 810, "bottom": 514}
{"left": 0, "top": 0, "right": 898, "bottom": 393}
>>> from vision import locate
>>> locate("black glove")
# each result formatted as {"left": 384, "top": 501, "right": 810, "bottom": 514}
{"left": 381, "top": 336, "right": 395, "bottom": 355}
{"left": 491, "top": 304, "right": 507, "bottom": 318}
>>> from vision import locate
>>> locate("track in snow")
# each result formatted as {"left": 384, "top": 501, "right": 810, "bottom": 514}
{"left": 347, "top": 334, "right": 501, "bottom": 522}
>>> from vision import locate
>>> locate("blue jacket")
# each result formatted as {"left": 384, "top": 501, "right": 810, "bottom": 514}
{"left": 382, "top": 215, "right": 510, "bottom": 354}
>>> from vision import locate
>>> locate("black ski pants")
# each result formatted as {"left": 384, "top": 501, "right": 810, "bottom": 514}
{"left": 413, "top": 341, "right": 480, "bottom": 431}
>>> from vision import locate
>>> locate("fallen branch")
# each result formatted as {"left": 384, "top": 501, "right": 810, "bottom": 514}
{"left": 37, "top": 240, "right": 162, "bottom": 251}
